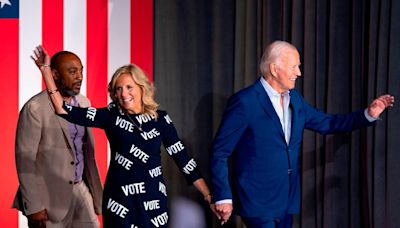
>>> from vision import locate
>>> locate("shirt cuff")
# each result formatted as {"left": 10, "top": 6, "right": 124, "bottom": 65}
{"left": 364, "top": 109, "right": 380, "bottom": 122}
{"left": 215, "top": 199, "right": 233, "bottom": 205}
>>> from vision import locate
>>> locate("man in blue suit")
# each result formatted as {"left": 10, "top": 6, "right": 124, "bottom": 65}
{"left": 210, "top": 40, "right": 394, "bottom": 228}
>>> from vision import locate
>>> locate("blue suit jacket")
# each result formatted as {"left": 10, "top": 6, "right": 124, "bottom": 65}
{"left": 211, "top": 79, "right": 374, "bottom": 218}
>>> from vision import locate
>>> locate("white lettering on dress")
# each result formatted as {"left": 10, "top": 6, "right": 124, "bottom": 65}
{"left": 121, "top": 182, "right": 146, "bottom": 196}
{"left": 86, "top": 107, "right": 97, "bottom": 121}
{"left": 136, "top": 114, "right": 154, "bottom": 125}
{"left": 183, "top": 159, "right": 197, "bottom": 174}
{"left": 129, "top": 144, "right": 149, "bottom": 163}
{"left": 166, "top": 141, "right": 185, "bottom": 155}
{"left": 65, "top": 103, "right": 72, "bottom": 111}
{"left": 164, "top": 114, "right": 172, "bottom": 124}
{"left": 149, "top": 166, "right": 162, "bottom": 178}
{"left": 115, "top": 116, "right": 134, "bottom": 132}
{"left": 150, "top": 212, "right": 168, "bottom": 227}
{"left": 107, "top": 198, "right": 129, "bottom": 218}
{"left": 144, "top": 200, "right": 160, "bottom": 211}
{"left": 159, "top": 182, "right": 167, "bottom": 196}
{"left": 140, "top": 128, "right": 160, "bottom": 140}
{"left": 115, "top": 152, "right": 133, "bottom": 170}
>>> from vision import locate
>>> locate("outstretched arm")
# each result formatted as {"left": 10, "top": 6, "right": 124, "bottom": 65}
{"left": 31, "top": 45, "right": 67, "bottom": 114}
{"left": 367, "top": 94, "right": 395, "bottom": 119}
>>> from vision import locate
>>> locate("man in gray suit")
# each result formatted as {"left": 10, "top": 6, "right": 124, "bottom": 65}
{"left": 13, "top": 50, "right": 103, "bottom": 228}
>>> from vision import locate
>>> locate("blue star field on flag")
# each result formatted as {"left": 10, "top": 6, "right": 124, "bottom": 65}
{"left": 0, "top": 0, "right": 18, "bottom": 18}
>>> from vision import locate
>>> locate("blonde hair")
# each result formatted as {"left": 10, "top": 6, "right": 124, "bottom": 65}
{"left": 108, "top": 64, "right": 159, "bottom": 118}
{"left": 259, "top": 40, "right": 298, "bottom": 76}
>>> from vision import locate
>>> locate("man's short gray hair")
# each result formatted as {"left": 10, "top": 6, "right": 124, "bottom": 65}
{"left": 259, "top": 40, "right": 298, "bottom": 76}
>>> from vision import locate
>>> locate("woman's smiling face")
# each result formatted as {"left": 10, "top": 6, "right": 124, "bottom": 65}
{"left": 115, "top": 73, "right": 143, "bottom": 114}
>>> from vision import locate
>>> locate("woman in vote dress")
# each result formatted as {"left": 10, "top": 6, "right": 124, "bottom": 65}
{"left": 32, "top": 45, "right": 214, "bottom": 228}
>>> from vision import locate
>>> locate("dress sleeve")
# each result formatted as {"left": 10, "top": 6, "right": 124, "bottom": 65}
{"left": 159, "top": 111, "right": 202, "bottom": 184}
{"left": 58, "top": 101, "right": 110, "bottom": 129}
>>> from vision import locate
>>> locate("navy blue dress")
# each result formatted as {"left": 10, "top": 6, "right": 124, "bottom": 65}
{"left": 61, "top": 102, "right": 202, "bottom": 228}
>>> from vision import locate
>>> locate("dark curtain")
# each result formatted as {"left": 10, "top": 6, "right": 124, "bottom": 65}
{"left": 154, "top": 0, "right": 400, "bottom": 227}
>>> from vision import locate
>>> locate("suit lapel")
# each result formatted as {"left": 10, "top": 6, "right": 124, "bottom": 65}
{"left": 47, "top": 96, "right": 76, "bottom": 155}
{"left": 254, "top": 81, "right": 286, "bottom": 141}
{"left": 288, "top": 90, "right": 300, "bottom": 146}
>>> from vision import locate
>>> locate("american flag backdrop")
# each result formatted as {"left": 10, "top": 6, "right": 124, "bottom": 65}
{"left": 0, "top": 0, "right": 154, "bottom": 227}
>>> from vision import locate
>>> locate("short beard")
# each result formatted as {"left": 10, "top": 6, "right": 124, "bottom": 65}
{"left": 56, "top": 79, "right": 80, "bottom": 97}
{"left": 64, "top": 89, "right": 79, "bottom": 97}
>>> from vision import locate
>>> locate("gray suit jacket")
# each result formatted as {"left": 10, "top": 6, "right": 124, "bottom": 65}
{"left": 12, "top": 90, "right": 103, "bottom": 222}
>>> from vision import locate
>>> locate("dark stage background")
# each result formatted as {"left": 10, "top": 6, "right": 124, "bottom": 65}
{"left": 154, "top": 0, "right": 400, "bottom": 227}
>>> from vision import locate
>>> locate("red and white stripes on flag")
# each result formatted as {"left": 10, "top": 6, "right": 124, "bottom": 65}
{"left": 0, "top": 0, "right": 153, "bottom": 227}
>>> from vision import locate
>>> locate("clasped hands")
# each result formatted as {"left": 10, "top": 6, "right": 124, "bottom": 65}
{"left": 214, "top": 203, "right": 233, "bottom": 225}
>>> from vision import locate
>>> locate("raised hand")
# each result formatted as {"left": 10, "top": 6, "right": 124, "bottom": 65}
{"left": 367, "top": 94, "right": 395, "bottom": 119}
{"left": 31, "top": 45, "right": 50, "bottom": 70}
